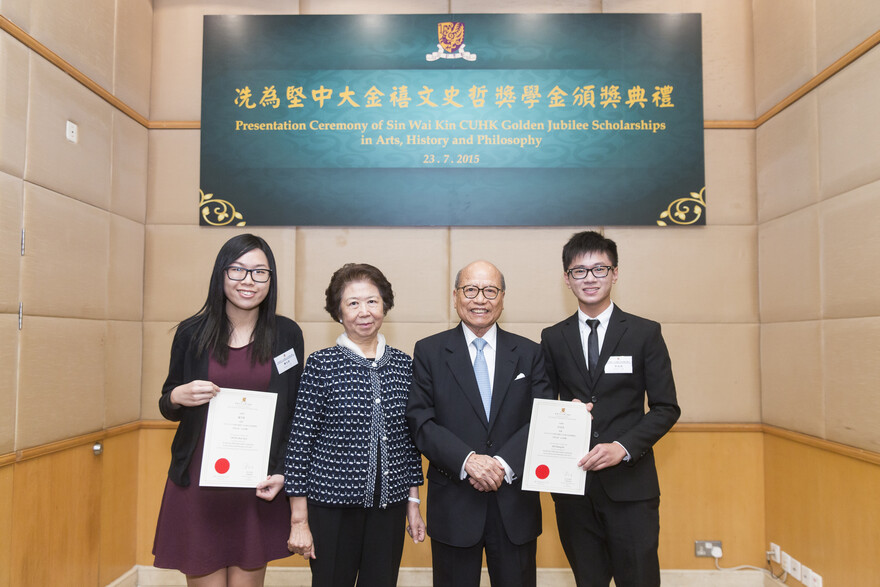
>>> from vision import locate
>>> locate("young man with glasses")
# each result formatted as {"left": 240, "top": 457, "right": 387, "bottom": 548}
{"left": 541, "top": 231, "right": 680, "bottom": 587}
{"left": 407, "top": 260, "right": 553, "bottom": 587}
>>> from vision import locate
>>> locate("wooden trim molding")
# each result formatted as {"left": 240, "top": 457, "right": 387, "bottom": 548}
{"left": 2, "top": 421, "right": 878, "bottom": 468}
{"left": 3, "top": 15, "right": 878, "bottom": 132}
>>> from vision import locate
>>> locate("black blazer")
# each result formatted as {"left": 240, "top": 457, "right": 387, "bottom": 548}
{"left": 541, "top": 306, "right": 680, "bottom": 502}
{"left": 407, "top": 324, "right": 553, "bottom": 547}
{"left": 159, "top": 316, "right": 304, "bottom": 486}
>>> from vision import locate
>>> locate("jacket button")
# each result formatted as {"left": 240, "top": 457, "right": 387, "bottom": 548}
{"left": 486, "top": 441, "right": 494, "bottom": 448}
{"left": 593, "top": 432, "right": 599, "bottom": 438}
{"left": 591, "top": 395, "right": 598, "bottom": 403}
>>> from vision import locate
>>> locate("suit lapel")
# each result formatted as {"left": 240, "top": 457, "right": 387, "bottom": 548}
{"left": 561, "top": 312, "right": 592, "bottom": 386}
{"left": 488, "top": 328, "right": 517, "bottom": 429}
{"left": 444, "top": 326, "right": 490, "bottom": 428}
{"left": 593, "top": 305, "right": 627, "bottom": 387}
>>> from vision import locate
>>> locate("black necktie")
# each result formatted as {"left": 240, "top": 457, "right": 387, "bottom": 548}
{"left": 586, "top": 319, "right": 599, "bottom": 373}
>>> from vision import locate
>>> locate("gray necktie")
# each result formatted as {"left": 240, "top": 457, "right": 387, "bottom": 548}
{"left": 587, "top": 319, "right": 600, "bottom": 373}
{"left": 472, "top": 338, "right": 491, "bottom": 419}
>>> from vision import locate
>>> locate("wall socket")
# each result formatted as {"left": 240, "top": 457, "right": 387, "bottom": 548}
{"left": 694, "top": 540, "right": 722, "bottom": 557}
{"left": 769, "top": 542, "right": 781, "bottom": 563}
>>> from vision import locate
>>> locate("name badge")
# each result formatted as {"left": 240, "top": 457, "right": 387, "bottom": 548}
{"left": 274, "top": 348, "right": 299, "bottom": 374}
{"left": 604, "top": 356, "right": 632, "bottom": 374}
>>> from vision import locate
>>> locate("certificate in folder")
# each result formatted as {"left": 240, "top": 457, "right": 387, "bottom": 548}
{"left": 521, "top": 399, "right": 591, "bottom": 495}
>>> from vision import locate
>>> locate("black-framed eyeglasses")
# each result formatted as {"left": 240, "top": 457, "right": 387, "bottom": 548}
{"left": 566, "top": 266, "right": 615, "bottom": 279}
{"left": 225, "top": 266, "right": 273, "bottom": 283}
{"left": 458, "top": 285, "right": 503, "bottom": 300}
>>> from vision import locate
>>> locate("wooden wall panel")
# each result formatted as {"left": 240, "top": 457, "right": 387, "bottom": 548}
{"left": 11, "top": 444, "right": 102, "bottom": 586}
{"left": 136, "top": 427, "right": 176, "bottom": 565}
{"left": 99, "top": 432, "right": 139, "bottom": 585}
{"left": 0, "top": 464, "right": 12, "bottom": 587}
{"left": 765, "top": 434, "right": 880, "bottom": 586}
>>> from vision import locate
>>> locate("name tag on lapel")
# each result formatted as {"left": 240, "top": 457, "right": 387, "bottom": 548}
{"left": 604, "top": 356, "right": 632, "bottom": 374}
{"left": 274, "top": 348, "right": 299, "bottom": 374}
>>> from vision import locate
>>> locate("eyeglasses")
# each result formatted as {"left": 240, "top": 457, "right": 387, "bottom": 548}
{"left": 566, "top": 266, "right": 615, "bottom": 279}
{"left": 225, "top": 266, "right": 273, "bottom": 283}
{"left": 457, "top": 285, "right": 502, "bottom": 300}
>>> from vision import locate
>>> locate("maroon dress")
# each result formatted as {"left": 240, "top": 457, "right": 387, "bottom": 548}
{"left": 153, "top": 344, "right": 292, "bottom": 575}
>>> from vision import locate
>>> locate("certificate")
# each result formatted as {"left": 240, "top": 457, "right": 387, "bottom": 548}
{"left": 522, "top": 399, "right": 591, "bottom": 495}
{"left": 199, "top": 388, "right": 277, "bottom": 488}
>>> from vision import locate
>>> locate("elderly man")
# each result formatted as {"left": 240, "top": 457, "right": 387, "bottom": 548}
{"left": 407, "top": 260, "right": 553, "bottom": 587}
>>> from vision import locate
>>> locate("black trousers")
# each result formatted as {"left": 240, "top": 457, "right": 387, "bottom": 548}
{"left": 555, "top": 476, "right": 661, "bottom": 587}
{"left": 307, "top": 501, "right": 406, "bottom": 587}
{"left": 431, "top": 494, "right": 537, "bottom": 587}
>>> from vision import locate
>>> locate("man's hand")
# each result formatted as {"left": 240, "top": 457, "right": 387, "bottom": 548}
{"left": 578, "top": 442, "right": 626, "bottom": 471}
{"left": 465, "top": 453, "right": 505, "bottom": 492}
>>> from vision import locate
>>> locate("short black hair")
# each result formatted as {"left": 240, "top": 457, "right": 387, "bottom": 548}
{"left": 324, "top": 263, "right": 395, "bottom": 322}
{"left": 562, "top": 231, "right": 619, "bottom": 269}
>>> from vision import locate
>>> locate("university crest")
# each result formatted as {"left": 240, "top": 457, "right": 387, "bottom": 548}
{"left": 426, "top": 21, "right": 477, "bottom": 61}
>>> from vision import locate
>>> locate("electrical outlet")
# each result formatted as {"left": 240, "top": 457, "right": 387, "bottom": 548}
{"left": 694, "top": 540, "right": 722, "bottom": 557}
{"left": 790, "top": 557, "right": 802, "bottom": 581}
{"left": 810, "top": 571, "right": 823, "bottom": 587}
{"left": 781, "top": 551, "right": 792, "bottom": 574}
{"left": 66, "top": 120, "right": 78, "bottom": 143}
{"left": 801, "top": 565, "right": 812, "bottom": 585}
{"left": 769, "top": 542, "right": 781, "bottom": 563}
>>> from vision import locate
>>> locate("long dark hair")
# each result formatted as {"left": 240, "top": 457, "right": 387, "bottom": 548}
{"left": 178, "top": 234, "right": 278, "bottom": 364}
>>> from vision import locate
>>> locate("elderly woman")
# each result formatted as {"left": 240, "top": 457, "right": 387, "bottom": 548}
{"left": 285, "top": 263, "right": 425, "bottom": 587}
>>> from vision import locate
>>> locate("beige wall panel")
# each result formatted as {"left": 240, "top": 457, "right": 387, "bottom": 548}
{"left": 17, "top": 316, "right": 105, "bottom": 448}
{"left": 656, "top": 431, "right": 765, "bottom": 569}
{"left": 114, "top": 0, "right": 153, "bottom": 118}
{"left": 499, "top": 322, "right": 546, "bottom": 345}
{"left": 815, "top": 0, "right": 880, "bottom": 71}
{"left": 111, "top": 112, "right": 149, "bottom": 223}
{"left": 0, "top": 464, "right": 11, "bottom": 587}
{"left": 704, "top": 129, "right": 756, "bottom": 225}
{"left": 105, "top": 320, "right": 143, "bottom": 427}
{"left": 22, "top": 183, "right": 109, "bottom": 319}
{"left": 818, "top": 45, "right": 880, "bottom": 200}
{"left": 146, "top": 129, "right": 199, "bottom": 225}
{"left": 449, "top": 227, "right": 586, "bottom": 325}
{"left": 820, "top": 180, "right": 880, "bottom": 318}
{"left": 823, "top": 317, "right": 880, "bottom": 452}
{"left": 26, "top": 55, "right": 113, "bottom": 210}
{"left": 756, "top": 94, "right": 819, "bottom": 223}
{"left": 302, "top": 0, "right": 446, "bottom": 13}
{"left": 604, "top": 226, "right": 758, "bottom": 324}
{"left": 764, "top": 435, "right": 880, "bottom": 586}
{"left": 0, "top": 172, "right": 22, "bottom": 313}
{"left": 144, "top": 225, "right": 297, "bottom": 321}
{"left": 28, "top": 0, "right": 114, "bottom": 90}
{"left": 0, "top": 32, "right": 28, "bottom": 178}
{"left": 151, "top": 0, "right": 303, "bottom": 121}
{"left": 604, "top": 0, "right": 755, "bottom": 121}
{"left": 751, "top": 0, "right": 815, "bottom": 115}
{"left": 109, "top": 214, "right": 145, "bottom": 321}
{"left": 0, "top": 315, "right": 18, "bottom": 455}
{"left": 99, "top": 432, "right": 139, "bottom": 585}
{"left": 450, "top": 0, "right": 601, "bottom": 12}
{"left": 137, "top": 427, "right": 176, "bottom": 563}
{"left": 663, "top": 323, "right": 760, "bottom": 423}
{"left": 0, "top": 1, "right": 30, "bottom": 30}
{"left": 760, "top": 321, "right": 824, "bottom": 437}
{"left": 757, "top": 207, "right": 821, "bottom": 323}
{"left": 295, "top": 227, "right": 449, "bottom": 323}
{"left": 141, "top": 321, "right": 177, "bottom": 421}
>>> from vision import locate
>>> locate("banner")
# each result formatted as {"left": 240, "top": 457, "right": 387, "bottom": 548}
{"left": 200, "top": 14, "right": 705, "bottom": 226}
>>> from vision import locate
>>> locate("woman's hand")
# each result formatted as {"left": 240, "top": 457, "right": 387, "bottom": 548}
{"left": 288, "top": 520, "right": 316, "bottom": 559}
{"left": 256, "top": 474, "right": 284, "bottom": 501}
{"left": 406, "top": 500, "right": 426, "bottom": 544}
{"left": 169, "top": 380, "right": 219, "bottom": 407}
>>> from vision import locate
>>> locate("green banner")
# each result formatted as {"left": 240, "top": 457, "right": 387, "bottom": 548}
{"left": 200, "top": 14, "right": 705, "bottom": 226}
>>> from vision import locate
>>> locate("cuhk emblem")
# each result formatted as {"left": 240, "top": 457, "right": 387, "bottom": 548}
{"left": 427, "top": 21, "right": 476, "bottom": 61}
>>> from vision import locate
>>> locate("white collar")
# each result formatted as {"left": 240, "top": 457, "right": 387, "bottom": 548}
{"left": 461, "top": 322, "right": 498, "bottom": 349}
{"left": 577, "top": 301, "right": 615, "bottom": 327}
{"left": 336, "top": 332, "right": 386, "bottom": 361}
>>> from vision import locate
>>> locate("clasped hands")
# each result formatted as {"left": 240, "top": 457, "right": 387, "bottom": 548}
{"left": 465, "top": 453, "right": 505, "bottom": 492}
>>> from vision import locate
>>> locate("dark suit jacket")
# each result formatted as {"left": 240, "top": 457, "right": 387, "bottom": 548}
{"left": 158, "top": 316, "right": 304, "bottom": 486}
{"left": 407, "top": 324, "right": 553, "bottom": 547}
{"left": 541, "top": 305, "right": 680, "bottom": 502}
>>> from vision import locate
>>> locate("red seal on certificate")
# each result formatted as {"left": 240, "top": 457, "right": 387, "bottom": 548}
{"left": 535, "top": 464, "right": 550, "bottom": 479}
{"left": 214, "top": 458, "right": 230, "bottom": 474}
